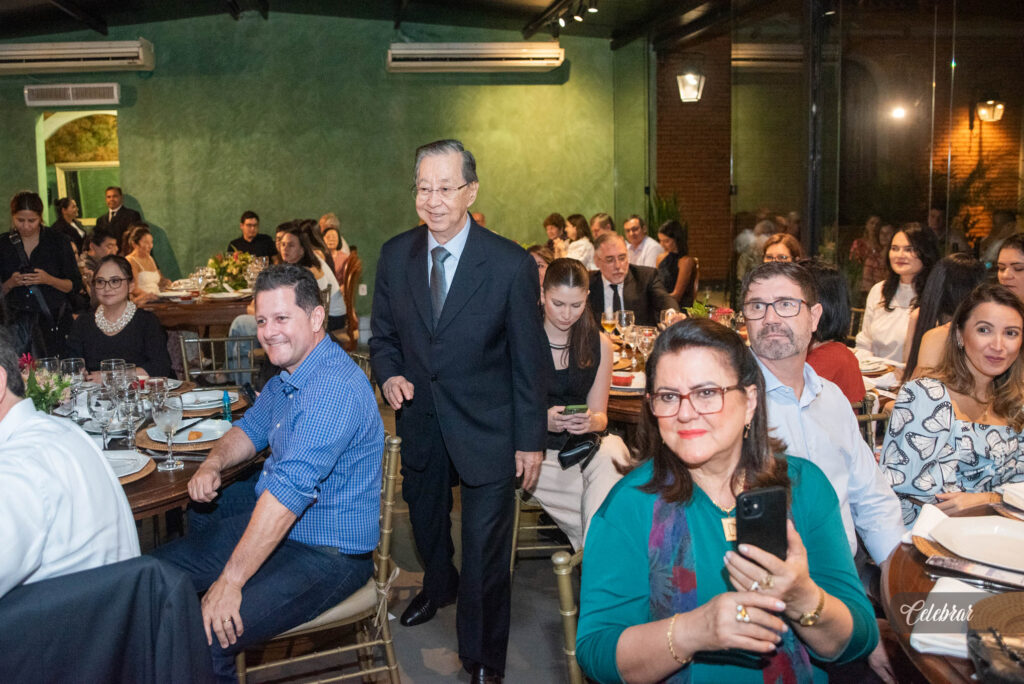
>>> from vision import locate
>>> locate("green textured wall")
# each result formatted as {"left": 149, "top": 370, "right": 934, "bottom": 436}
{"left": 612, "top": 41, "right": 651, "bottom": 223}
{"left": 0, "top": 13, "right": 647, "bottom": 311}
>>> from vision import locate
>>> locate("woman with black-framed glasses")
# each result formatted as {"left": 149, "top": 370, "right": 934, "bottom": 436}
{"left": 66, "top": 255, "right": 172, "bottom": 380}
{"left": 576, "top": 318, "right": 877, "bottom": 684}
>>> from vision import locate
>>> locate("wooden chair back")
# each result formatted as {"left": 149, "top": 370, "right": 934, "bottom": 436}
{"left": 179, "top": 335, "right": 260, "bottom": 382}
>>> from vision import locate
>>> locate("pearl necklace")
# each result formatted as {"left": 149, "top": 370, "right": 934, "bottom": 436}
{"left": 95, "top": 301, "right": 137, "bottom": 336}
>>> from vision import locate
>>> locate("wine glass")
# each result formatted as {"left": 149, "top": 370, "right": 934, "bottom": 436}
{"left": 60, "top": 357, "right": 86, "bottom": 420}
{"left": 36, "top": 356, "right": 59, "bottom": 374}
{"left": 121, "top": 387, "right": 146, "bottom": 452}
{"left": 195, "top": 268, "right": 208, "bottom": 295}
{"left": 637, "top": 327, "right": 657, "bottom": 363}
{"left": 100, "top": 359, "right": 125, "bottom": 391}
{"left": 616, "top": 310, "right": 635, "bottom": 336}
{"left": 600, "top": 311, "right": 617, "bottom": 335}
{"left": 88, "top": 387, "right": 116, "bottom": 449}
{"left": 153, "top": 395, "right": 184, "bottom": 472}
{"left": 145, "top": 377, "right": 167, "bottom": 405}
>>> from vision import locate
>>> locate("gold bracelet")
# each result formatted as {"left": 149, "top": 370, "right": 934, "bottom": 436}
{"left": 667, "top": 613, "right": 692, "bottom": 666}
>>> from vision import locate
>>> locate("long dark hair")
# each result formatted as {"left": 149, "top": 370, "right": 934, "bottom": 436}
{"left": 625, "top": 318, "right": 789, "bottom": 504}
{"left": 658, "top": 220, "right": 689, "bottom": 256}
{"left": 881, "top": 223, "right": 938, "bottom": 311}
{"left": 565, "top": 214, "right": 592, "bottom": 242}
{"left": 280, "top": 225, "right": 319, "bottom": 269}
{"left": 934, "top": 284, "right": 1024, "bottom": 430}
{"left": 904, "top": 254, "right": 985, "bottom": 379}
{"left": 543, "top": 258, "right": 597, "bottom": 369}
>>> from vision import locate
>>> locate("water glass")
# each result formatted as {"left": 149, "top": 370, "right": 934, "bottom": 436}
{"left": 145, "top": 377, "right": 168, "bottom": 404}
{"left": 121, "top": 387, "right": 146, "bottom": 452}
{"left": 100, "top": 359, "right": 126, "bottom": 390}
{"left": 36, "top": 356, "right": 60, "bottom": 374}
{"left": 154, "top": 395, "right": 184, "bottom": 472}
{"left": 88, "top": 387, "right": 116, "bottom": 449}
{"left": 616, "top": 310, "right": 635, "bottom": 337}
{"left": 60, "top": 357, "right": 86, "bottom": 420}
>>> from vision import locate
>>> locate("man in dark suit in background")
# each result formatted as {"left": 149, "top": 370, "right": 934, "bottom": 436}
{"left": 588, "top": 232, "right": 677, "bottom": 326}
{"left": 370, "top": 140, "right": 547, "bottom": 684}
{"left": 93, "top": 186, "right": 141, "bottom": 246}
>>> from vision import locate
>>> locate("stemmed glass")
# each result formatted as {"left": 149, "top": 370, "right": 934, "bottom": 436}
{"left": 600, "top": 311, "right": 617, "bottom": 335}
{"left": 121, "top": 387, "right": 146, "bottom": 452}
{"left": 36, "top": 356, "right": 60, "bottom": 374}
{"left": 100, "top": 359, "right": 126, "bottom": 392}
{"left": 88, "top": 387, "right": 116, "bottom": 449}
{"left": 637, "top": 327, "right": 657, "bottom": 365}
{"left": 60, "top": 357, "right": 86, "bottom": 420}
{"left": 616, "top": 310, "right": 635, "bottom": 336}
{"left": 195, "top": 267, "right": 209, "bottom": 295}
{"left": 153, "top": 395, "right": 184, "bottom": 472}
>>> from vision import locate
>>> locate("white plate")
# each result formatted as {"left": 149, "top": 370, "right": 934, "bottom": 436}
{"left": 930, "top": 516, "right": 1024, "bottom": 573}
{"left": 146, "top": 418, "right": 232, "bottom": 445}
{"left": 180, "top": 390, "right": 238, "bottom": 409}
{"left": 83, "top": 418, "right": 129, "bottom": 435}
{"left": 204, "top": 292, "right": 247, "bottom": 300}
{"left": 166, "top": 378, "right": 183, "bottom": 390}
{"left": 79, "top": 380, "right": 100, "bottom": 391}
{"left": 610, "top": 371, "right": 645, "bottom": 392}
{"left": 158, "top": 290, "right": 193, "bottom": 298}
{"left": 103, "top": 450, "right": 150, "bottom": 478}
{"left": 859, "top": 360, "right": 889, "bottom": 374}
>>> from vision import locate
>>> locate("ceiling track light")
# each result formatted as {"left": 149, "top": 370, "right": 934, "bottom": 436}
{"left": 558, "top": 14, "right": 566, "bottom": 27}
{"left": 587, "top": 0, "right": 599, "bottom": 13}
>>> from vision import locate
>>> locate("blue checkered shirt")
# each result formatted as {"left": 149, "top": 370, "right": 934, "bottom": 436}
{"left": 237, "top": 336, "right": 384, "bottom": 554}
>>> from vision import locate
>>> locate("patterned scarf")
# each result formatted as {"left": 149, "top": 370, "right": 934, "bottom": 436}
{"left": 648, "top": 497, "right": 814, "bottom": 683}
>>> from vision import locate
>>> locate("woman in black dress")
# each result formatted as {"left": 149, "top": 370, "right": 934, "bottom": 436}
{"left": 656, "top": 220, "right": 697, "bottom": 308}
{"left": 66, "top": 255, "right": 172, "bottom": 379}
{"left": 0, "top": 191, "right": 82, "bottom": 355}
{"left": 51, "top": 197, "right": 86, "bottom": 255}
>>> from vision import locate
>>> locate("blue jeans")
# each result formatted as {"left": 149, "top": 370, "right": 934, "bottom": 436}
{"left": 227, "top": 314, "right": 259, "bottom": 384}
{"left": 150, "top": 488, "right": 373, "bottom": 683}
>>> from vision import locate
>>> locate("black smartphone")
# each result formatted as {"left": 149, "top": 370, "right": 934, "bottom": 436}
{"left": 735, "top": 486, "right": 788, "bottom": 560}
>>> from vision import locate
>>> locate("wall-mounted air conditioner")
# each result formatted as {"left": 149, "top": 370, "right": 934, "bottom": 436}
{"left": 387, "top": 42, "right": 564, "bottom": 73}
{"left": 24, "top": 83, "right": 120, "bottom": 107}
{"left": 0, "top": 39, "right": 154, "bottom": 75}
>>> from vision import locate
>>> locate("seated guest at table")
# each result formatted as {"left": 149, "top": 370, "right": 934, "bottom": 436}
{"left": 544, "top": 212, "right": 568, "bottom": 258}
{"left": 318, "top": 212, "right": 350, "bottom": 256}
{"left": 321, "top": 225, "right": 349, "bottom": 284}
{"left": 904, "top": 253, "right": 985, "bottom": 380}
{"left": 802, "top": 260, "right": 865, "bottom": 404}
{"left": 527, "top": 244, "right": 553, "bottom": 291}
{"left": 66, "top": 255, "right": 173, "bottom": 379}
{"left": 151, "top": 264, "right": 384, "bottom": 682}
{"left": 577, "top": 318, "right": 877, "bottom": 683}
{"left": 656, "top": 220, "right": 697, "bottom": 308}
{"left": 856, "top": 223, "right": 938, "bottom": 363}
{"left": 0, "top": 326, "right": 139, "bottom": 598}
{"left": 125, "top": 223, "right": 171, "bottom": 303}
{"left": 227, "top": 210, "right": 276, "bottom": 258}
{"left": 51, "top": 197, "right": 86, "bottom": 254}
{"left": 0, "top": 191, "right": 82, "bottom": 356}
{"left": 94, "top": 186, "right": 142, "bottom": 247}
{"left": 286, "top": 222, "right": 345, "bottom": 328}
{"left": 882, "top": 284, "right": 1024, "bottom": 526}
{"left": 531, "top": 258, "right": 630, "bottom": 550}
{"left": 996, "top": 234, "right": 1024, "bottom": 305}
{"left": 565, "top": 213, "right": 595, "bottom": 270}
{"left": 623, "top": 214, "right": 664, "bottom": 268}
{"left": 762, "top": 233, "right": 803, "bottom": 263}
{"left": 589, "top": 232, "right": 676, "bottom": 327}
{"left": 589, "top": 212, "right": 615, "bottom": 240}
{"left": 80, "top": 228, "right": 119, "bottom": 281}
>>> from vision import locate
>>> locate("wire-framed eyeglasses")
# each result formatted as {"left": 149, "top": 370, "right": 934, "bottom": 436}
{"left": 741, "top": 297, "right": 807, "bottom": 320}
{"left": 648, "top": 385, "right": 745, "bottom": 417}
{"left": 412, "top": 183, "right": 469, "bottom": 200}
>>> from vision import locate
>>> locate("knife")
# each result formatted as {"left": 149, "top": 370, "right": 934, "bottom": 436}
{"left": 925, "top": 556, "right": 1024, "bottom": 590}
{"left": 171, "top": 418, "right": 204, "bottom": 437}
{"left": 144, "top": 449, "right": 206, "bottom": 463}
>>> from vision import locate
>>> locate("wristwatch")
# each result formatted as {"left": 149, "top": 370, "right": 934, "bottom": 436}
{"left": 799, "top": 587, "right": 826, "bottom": 626}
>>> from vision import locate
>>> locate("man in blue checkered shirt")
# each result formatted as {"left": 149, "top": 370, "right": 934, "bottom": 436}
{"left": 152, "top": 264, "right": 384, "bottom": 682}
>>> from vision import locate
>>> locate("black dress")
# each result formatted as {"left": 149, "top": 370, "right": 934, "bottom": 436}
{"left": 545, "top": 327, "right": 601, "bottom": 450}
{"left": 66, "top": 307, "right": 173, "bottom": 377}
{"left": 0, "top": 227, "right": 83, "bottom": 355}
{"left": 657, "top": 251, "right": 696, "bottom": 308}
{"left": 51, "top": 217, "right": 86, "bottom": 254}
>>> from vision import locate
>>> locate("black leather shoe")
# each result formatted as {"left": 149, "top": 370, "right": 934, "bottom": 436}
{"left": 399, "top": 591, "right": 452, "bottom": 627}
{"left": 469, "top": 664, "right": 502, "bottom": 684}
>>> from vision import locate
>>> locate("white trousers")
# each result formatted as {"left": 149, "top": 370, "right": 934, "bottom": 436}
{"left": 529, "top": 433, "right": 631, "bottom": 550}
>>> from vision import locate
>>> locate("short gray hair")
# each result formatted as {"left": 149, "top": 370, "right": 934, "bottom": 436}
{"left": 319, "top": 212, "right": 340, "bottom": 230}
{"left": 0, "top": 327, "right": 25, "bottom": 397}
{"left": 414, "top": 139, "right": 478, "bottom": 185}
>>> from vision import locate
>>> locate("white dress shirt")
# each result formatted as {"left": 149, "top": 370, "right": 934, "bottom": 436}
{"left": 0, "top": 399, "right": 139, "bottom": 597}
{"left": 855, "top": 281, "right": 915, "bottom": 362}
{"left": 427, "top": 215, "right": 472, "bottom": 287}
{"left": 600, "top": 275, "right": 627, "bottom": 316}
{"left": 757, "top": 359, "right": 904, "bottom": 563}
{"left": 566, "top": 238, "right": 595, "bottom": 271}
{"left": 627, "top": 236, "right": 665, "bottom": 268}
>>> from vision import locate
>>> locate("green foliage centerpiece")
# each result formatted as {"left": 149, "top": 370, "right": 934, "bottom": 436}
{"left": 206, "top": 251, "right": 253, "bottom": 292}
{"left": 19, "top": 354, "right": 72, "bottom": 413}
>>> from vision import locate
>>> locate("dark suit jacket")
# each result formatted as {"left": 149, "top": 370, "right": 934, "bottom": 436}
{"left": 370, "top": 220, "right": 548, "bottom": 485}
{"left": 95, "top": 205, "right": 142, "bottom": 244}
{"left": 50, "top": 217, "right": 85, "bottom": 253}
{"left": 588, "top": 264, "right": 677, "bottom": 327}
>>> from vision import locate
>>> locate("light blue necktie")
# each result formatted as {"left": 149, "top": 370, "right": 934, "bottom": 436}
{"left": 430, "top": 246, "right": 451, "bottom": 327}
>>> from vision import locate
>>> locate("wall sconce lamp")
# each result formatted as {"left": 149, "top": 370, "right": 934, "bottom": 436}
{"left": 677, "top": 60, "right": 706, "bottom": 103}
{"left": 976, "top": 99, "right": 1005, "bottom": 123}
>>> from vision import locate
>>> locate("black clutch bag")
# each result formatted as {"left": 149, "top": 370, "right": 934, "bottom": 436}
{"left": 557, "top": 432, "right": 601, "bottom": 470}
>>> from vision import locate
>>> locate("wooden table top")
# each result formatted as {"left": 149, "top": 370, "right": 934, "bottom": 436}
{"left": 142, "top": 296, "right": 250, "bottom": 329}
{"left": 607, "top": 393, "right": 643, "bottom": 425}
{"left": 123, "top": 455, "right": 260, "bottom": 521}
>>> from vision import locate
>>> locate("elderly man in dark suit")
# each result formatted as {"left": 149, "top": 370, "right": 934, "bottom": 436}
{"left": 93, "top": 186, "right": 142, "bottom": 246}
{"left": 588, "top": 232, "right": 677, "bottom": 326}
{"left": 370, "top": 140, "right": 547, "bottom": 684}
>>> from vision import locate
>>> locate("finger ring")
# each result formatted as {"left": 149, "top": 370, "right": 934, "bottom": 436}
{"left": 223, "top": 618, "right": 232, "bottom": 623}
{"left": 762, "top": 574, "right": 774, "bottom": 589}
{"left": 736, "top": 604, "right": 750, "bottom": 623}
{"left": 749, "top": 580, "right": 760, "bottom": 592}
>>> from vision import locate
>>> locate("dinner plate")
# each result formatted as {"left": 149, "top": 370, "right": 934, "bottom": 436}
{"left": 146, "top": 418, "right": 231, "bottom": 445}
{"left": 930, "top": 516, "right": 1024, "bottom": 573}
{"left": 103, "top": 450, "right": 150, "bottom": 478}
{"left": 204, "top": 292, "right": 247, "bottom": 300}
{"left": 158, "top": 290, "right": 193, "bottom": 298}
{"left": 166, "top": 378, "right": 183, "bottom": 390}
{"left": 859, "top": 360, "right": 889, "bottom": 374}
{"left": 83, "top": 418, "right": 129, "bottom": 435}
{"left": 180, "top": 389, "right": 238, "bottom": 409}
{"left": 610, "top": 371, "right": 645, "bottom": 393}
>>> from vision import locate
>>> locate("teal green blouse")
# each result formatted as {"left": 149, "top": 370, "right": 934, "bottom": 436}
{"left": 576, "top": 456, "right": 878, "bottom": 683}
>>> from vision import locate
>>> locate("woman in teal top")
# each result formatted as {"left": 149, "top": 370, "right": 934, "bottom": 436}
{"left": 576, "top": 319, "right": 877, "bottom": 683}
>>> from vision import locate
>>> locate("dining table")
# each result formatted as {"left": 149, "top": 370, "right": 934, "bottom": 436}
{"left": 141, "top": 294, "right": 251, "bottom": 333}
{"left": 123, "top": 456, "right": 260, "bottom": 521}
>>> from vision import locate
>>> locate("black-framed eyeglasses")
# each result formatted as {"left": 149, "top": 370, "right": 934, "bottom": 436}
{"left": 412, "top": 183, "right": 469, "bottom": 200}
{"left": 94, "top": 276, "right": 128, "bottom": 289}
{"left": 741, "top": 297, "right": 807, "bottom": 320}
{"left": 648, "top": 385, "right": 745, "bottom": 417}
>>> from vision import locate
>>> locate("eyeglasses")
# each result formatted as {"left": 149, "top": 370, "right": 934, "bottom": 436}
{"left": 762, "top": 255, "right": 792, "bottom": 262}
{"left": 413, "top": 183, "right": 469, "bottom": 200}
{"left": 741, "top": 297, "right": 807, "bottom": 320}
{"left": 598, "top": 254, "right": 628, "bottom": 266}
{"left": 648, "top": 385, "right": 745, "bottom": 417}
{"left": 94, "top": 276, "right": 128, "bottom": 289}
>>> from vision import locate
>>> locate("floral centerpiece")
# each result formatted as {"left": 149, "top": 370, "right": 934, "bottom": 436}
{"left": 684, "top": 300, "right": 736, "bottom": 328}
{"left": 19, "top": 354, "right": 71, "bottom": 413}
{"left": 206, "top": 251, "right": 253, "bottom": 292}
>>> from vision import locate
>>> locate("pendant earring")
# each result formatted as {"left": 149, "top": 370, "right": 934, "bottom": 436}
{"left": 743, "top": 423, "right": 751, "bottom": 438}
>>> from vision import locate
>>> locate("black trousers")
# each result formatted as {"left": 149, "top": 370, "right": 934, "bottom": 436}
{"left": 400, "top": 415, "right": 515, "bottom": 674}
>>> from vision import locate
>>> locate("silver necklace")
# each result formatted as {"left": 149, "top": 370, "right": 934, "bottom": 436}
{"left": 95, "top": 301, "right": 137, "bottom": 336}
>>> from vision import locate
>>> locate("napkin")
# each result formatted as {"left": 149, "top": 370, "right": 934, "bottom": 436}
{"left": 871, "top": 371, "right": 901, "bottom": 391}
{"left": 1003, "top": 482, "right": 1024, "bottom": 511}
{"left": 182, "top": 390, "right": 224, "bottom": 405}
{"left": 901, "top": 503, "right": 948, "bottom": 545}
{"left": 908, "top": 577, "right": 993, "bottom": 659}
